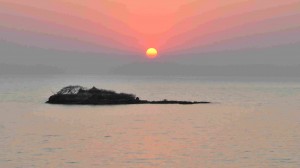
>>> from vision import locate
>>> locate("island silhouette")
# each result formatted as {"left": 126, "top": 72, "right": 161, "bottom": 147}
{"left": 47, "top": 86, "right": 210, "bottom": 105}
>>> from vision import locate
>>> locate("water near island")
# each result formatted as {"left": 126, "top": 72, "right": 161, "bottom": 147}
{"left": 0, "top": 75, "right": 300, "bottom": 168}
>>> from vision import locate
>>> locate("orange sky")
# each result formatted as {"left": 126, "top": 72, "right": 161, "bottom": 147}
{"left": 0, "top": 0, "right": 299, "bottom": 56}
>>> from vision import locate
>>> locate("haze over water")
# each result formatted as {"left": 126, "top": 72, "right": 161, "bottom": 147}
{"left": 0, "top": 75, "right": 299, "bottom": 168}
{"left": 1, "top": 0, "right": 300, "bottom": 167}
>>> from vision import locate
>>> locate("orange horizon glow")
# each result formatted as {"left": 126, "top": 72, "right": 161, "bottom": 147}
{"left": 0, "top": 0, "right": 299, "bottom": 57}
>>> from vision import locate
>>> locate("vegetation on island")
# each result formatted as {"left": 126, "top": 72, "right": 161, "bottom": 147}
{"left": 47, "top": 86, "right": 210, "bottom": 105}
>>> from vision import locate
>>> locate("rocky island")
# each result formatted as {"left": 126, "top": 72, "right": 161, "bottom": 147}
{"left": 46, "top": 86, "right": 210, "bottom": 105}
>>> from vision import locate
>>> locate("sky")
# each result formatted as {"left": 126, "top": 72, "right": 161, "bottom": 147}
{"left": 0, "top": 0, "right": 300, "bottom": 76}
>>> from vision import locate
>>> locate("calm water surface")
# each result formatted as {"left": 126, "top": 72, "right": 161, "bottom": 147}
{"left": 0, "top": 75, "right": 299, "bottom": 168}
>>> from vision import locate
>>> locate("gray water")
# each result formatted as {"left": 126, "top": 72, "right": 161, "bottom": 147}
{"left": 0, "top": 75, "right": 300, "bottom": 168}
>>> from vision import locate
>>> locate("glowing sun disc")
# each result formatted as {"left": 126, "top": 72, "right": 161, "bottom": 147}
{"left": 146, "top": 48, "right": 158, "bottom": 58}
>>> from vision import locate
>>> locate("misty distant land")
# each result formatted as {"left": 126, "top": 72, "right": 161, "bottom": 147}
{"left": 46, "top": 86, "right": 210, "bottom": 105}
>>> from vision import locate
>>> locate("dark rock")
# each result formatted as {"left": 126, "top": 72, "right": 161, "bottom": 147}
{"left": 46, "top": 86, "right": 210, "bottom": 105}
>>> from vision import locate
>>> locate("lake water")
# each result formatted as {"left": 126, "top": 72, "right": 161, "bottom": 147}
{"left": 0, "top": 75, "right": 300, "bottom": 168}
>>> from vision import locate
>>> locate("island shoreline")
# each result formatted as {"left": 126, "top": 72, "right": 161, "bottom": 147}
{"left": 46, "top": 86, "right": 211, "bottom": 105}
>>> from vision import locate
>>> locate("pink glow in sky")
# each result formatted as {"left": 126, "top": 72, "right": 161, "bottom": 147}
{"left": 0, "top": 0, "right": 299, "bottom": 57}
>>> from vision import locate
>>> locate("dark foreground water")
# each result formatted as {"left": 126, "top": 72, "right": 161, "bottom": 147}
{"left": 0, "top": 75, "right": 300, "bottom": 168}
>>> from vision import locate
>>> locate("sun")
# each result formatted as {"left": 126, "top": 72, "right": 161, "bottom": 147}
{"left": 146, "top": 48, "right": 158, "bottom": 59}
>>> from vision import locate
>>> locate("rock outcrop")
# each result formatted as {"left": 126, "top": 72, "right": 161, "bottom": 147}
{"left": 46, "top": 86, "right": 210, "bottom": 105}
